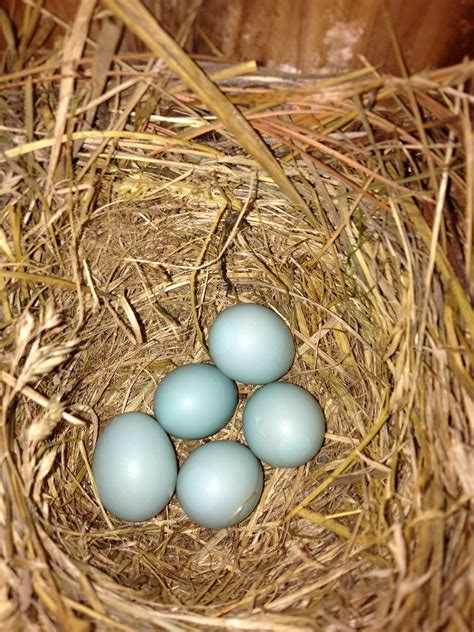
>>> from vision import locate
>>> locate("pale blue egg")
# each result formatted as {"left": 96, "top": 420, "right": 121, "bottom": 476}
{"left": 153, "top": 363, "right": 238, "bottom": 440}
{"left": 243, "top": 383, "right": 325, "bottom": 467}
{"left": 208, "top": 303, "right": 295, "bottom": 384}
{"left": 92, "top": 412, "right": 177, "bottom": 521}
{"left": 177, "top": 441, "right": 263, "bottom": 528}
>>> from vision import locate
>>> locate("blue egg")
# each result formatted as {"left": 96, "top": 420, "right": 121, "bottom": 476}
{"left": 177, "top": 441, "right": 263, "bottom": 528}
{"left": 208, "top": 303, "right": 295, "bottom": 384}
{"left": 153, "top": 363, "right": 238, "bottom": 440}
{"left": 243, "top": 383, "right": 325, "bottom": 467}
{"left": 92, "top": 412, "right": 177, "bottom": 521}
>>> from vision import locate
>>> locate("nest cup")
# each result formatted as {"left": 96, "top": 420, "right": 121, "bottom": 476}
{"left": 1, "top": 4, "right": 472, "bottom": 631}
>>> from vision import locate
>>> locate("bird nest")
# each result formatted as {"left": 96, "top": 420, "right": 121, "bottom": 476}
{"left": 0, "top": 2, "right": 472, "bottom": 630}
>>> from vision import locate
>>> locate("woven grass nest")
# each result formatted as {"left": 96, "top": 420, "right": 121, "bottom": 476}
{"left": 1, "top": 2, "right": 473, "bottom": 630}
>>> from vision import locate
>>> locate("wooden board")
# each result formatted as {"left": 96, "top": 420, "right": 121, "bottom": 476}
{"left": 1, "top": 0, "right": 473, "bottom": 75}
{"left": 193, "top": 0, "right": 474, "bottom": 74}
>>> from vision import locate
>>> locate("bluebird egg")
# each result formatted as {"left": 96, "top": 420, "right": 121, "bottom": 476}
{"left": 177, "top": 440, "right": 263, "bottom": 528}
{"left": 208, "top": 303, "right": 295, "bottom": 384}
{"left": 153, "top": 363, "right": 238, "bottom": 440}
{"left": 243, "top": 382, "right": 325, "bottom": 467}
{"left": 92, "top": 412, "right": 177, "bottom": 521}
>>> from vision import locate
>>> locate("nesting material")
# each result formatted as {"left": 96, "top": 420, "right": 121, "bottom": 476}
{"left": 0, "top": 2, "right": 473, "bottom": 630}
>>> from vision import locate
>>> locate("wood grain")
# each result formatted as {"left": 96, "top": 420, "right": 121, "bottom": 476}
{"left": 0, "top": 0, "right": 472, "bottom": 75}
{"left": 194, "top": 0, "right": 474, "bottom": 74}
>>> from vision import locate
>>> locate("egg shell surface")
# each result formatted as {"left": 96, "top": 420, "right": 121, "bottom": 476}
{"left": 92, "top": 412, "right": 177, "bottom": 521}
{"left": 243, "top": 382, "right": 325, "bottom": 467}
{"left": 208, "top": 303, "right": 295, "bottom": 384}
{"left": 153, "top": 363, "right": 238, "bottom": 440}
{"left": 177, "top": 440, "right": 263, "bottom": 528}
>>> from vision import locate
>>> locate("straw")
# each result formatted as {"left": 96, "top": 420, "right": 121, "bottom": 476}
{"left": 0, "top": 1, "right": 472, "bottom": 630}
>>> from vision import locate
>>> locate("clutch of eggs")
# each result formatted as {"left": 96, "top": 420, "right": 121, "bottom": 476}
{"left": 91, "top": 303, "right": 326, "bottom": 526}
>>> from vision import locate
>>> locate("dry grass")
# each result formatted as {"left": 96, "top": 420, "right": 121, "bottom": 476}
{"left": 0, "top": 2, "right": 473, "bottom": 630}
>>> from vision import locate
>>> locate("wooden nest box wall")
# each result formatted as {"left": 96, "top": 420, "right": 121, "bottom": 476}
{"left": 2, "top": 0, "right": 474, "bottom": 74}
